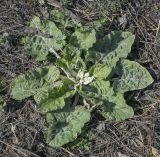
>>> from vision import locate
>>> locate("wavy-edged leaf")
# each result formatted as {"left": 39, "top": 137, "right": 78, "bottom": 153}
{"left": 79, "top": 80, "right": 114, "bottom": 106}
{"left": 51, "top": 9, "right": 66, "bottom": 27}
{"left": 51, "top": 10, "right": 82, "bottom": 31}
{"left": 45, "top": 104, "right": 73, "bottom": 144}
{"left": 11, "top": 66, "right": 61, "bottom": 100}
{"left": 70, "top": 29, "right": 96, "bottom": 50}
{"left": 30, "top": 16, "right": 64, "bottom": 39}
{"left": 57, "top": 45, "right": 85, "bottom": 70}
{"left": 101, "top": 94, "right": 134, "bottom": 120}
{"left": 80, "top": 81, "right": 133, "bottom": 120}
{"left": 113, "top": 59, "right": 154, "bottom": 93}
{"left": 22, "top": 16, "right": 66, "bottom": 61}
{"left": 68, "top": 128, "right": 94, "bottom": 150}
{"left": 36, "top": 83, "right": 75, "bottom": 113}
{"left": 86, "top": 31, "right": 135, "bottom": 68}
{"left": 22, "top": 36, "right": 49, "bottom": 61}
{"left": 90, "top": 80, "right": 114, "bottom": 97}
{"left": 46, "top": 106, "right": 91, "bottom": 147}
{"left": 90, "top": 64, "right": 112, "bottom": 79}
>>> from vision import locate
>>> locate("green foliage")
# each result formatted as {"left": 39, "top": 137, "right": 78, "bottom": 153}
{"left": 90, "top": 64, "right": 112, "bottom": 79}
{"left": 70, "top": 29, "right": 96, "bottom": 50}
{"left": 86, "top": 31, "right": 135, "bottom": 68}
{"left": 113, "top": 59, "right": 154, "bottom": 93}
{"left": 46, "top": 106, "right": 90, "bottom": 147}
{"left": 79, "top": 80, "right": 114, "bottom": 107}
{"left": 57, "top": 45, "right": 83, "bottom": 70}
{"left": 22, "top": 16, "right": 66, "bottom": 61}
{"left": 101, "top": 94, "right": 134, "bottom": 120}
{"left": 0, "top": 33, "right": 8, "bottom": 45}
{"left": 51, "top": 9, "right": 82, "bottom": 30}
{"left": 11, "top": 66, "right": 62, "bottom": 100}
{"left": 68, "top": 128, "right": 94, "bottom": 150}
{"left": 36, "top": 83, "right": 75, "bottom": 113}
{"left": 10, "top": 12, "right": 154, "bottom": 148}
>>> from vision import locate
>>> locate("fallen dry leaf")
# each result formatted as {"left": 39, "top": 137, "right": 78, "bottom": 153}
{"left": 151, "top": 147, "right": 160, "bottom": 157}
{"left": 134, "top": 138, "right": 144, "bottom": 147}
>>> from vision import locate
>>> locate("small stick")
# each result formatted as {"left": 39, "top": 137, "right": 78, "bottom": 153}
{"left": 156, "top": 20, "right": 160, "bottom": 37}
{"left": 61, "top": 147, "right": 78, "bottom": 157}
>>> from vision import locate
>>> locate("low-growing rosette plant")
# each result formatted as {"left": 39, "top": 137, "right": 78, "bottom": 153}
{"left": 10, "top": 11, "right": 154, "bottom": 147}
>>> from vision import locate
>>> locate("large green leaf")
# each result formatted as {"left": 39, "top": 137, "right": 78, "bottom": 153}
{"left": 57, "top": 45, "right": 85, "bottom": 70}
{"left": 90, "top": 80, "right": 114, "bottom": 98}
{"left": 45, "top": 103, "right": 73, "bottom": 145}
{"left": 79, "top": 80, "right": 114, "bottom": 106}
{"left": 10, "top": 66, "right": 61, "bottom": 100}
{"left": 79, "top": 80, "right": 134, "bottom": 120}
{"left": 22, "top": 16, "right": 66, "bottom": 61}
{"left": 70, "top": 29, "right": 96, "bottom": 50}
{"left": 90, "top": 64, "right": 112, "bottom": 79}
{"left": 36, "top": 83, "right": 75, "bottom": 113}
{"left": 113, "top": 59, "right": 154, "bottom": 93}
{"left": 22, "top": 36, "right": 50, "bottom": 61}
{"left": 101, "top": 94, "right": 134, "bottom": 120}
{"left": 86, "top": 31, "right": 135, "bottom": 68}
{"left": 46, "top": 106, "right": 91, "bottom": 147}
